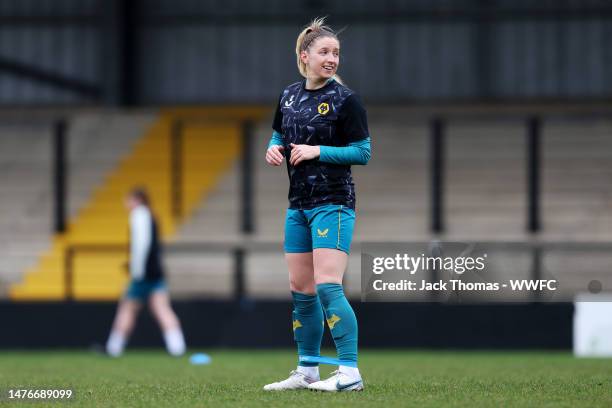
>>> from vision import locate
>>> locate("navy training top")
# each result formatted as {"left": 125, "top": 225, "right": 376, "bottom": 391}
{"left": 272, "top": 78, "right": 370, "bottom": 210}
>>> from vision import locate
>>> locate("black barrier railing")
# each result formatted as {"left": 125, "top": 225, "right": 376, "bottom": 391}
{"left": 170, "top": 119, "right": 184, "bottom": 220}
{"left": 52, "top": 119, "right": 68, "bottom": 233}
{"left": 240, "top": 120, "right": 255, "bottom": 234}
{"left": 63, "top": 241, "right": 286, "bottom": 301}
{"left": 527, "top": 117, "right": 541, "bottom": 233}
{"left": 63, "top": 241, "right": 612, "bottom": 302}
{"left": 49, "top": 108, "right": 612, "bottom": 301}
{"left": 430, "top": 117, "right": 444, "bottom": 233}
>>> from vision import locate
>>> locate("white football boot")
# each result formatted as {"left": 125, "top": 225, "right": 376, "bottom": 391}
{"left": 307, "top": 369, "right": 364, "bottom": 392}
{"left": 263, "top": 370, "right": 318, "bottom": 391}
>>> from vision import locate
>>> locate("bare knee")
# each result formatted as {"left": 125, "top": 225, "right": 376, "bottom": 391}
{"left": 113, "top": 300, "right": 140, "bottom": 334}
{"left": 149, "top": 293, "right": 171, "bottom": 317}
{"left": 289, "top": 277, "right": 315, "bottom": 294}
{"left": 149, "top": 292, "right": 179, "bottom": 330}
{"left": 286, "top": 253, "right": 316, "bottom": 294}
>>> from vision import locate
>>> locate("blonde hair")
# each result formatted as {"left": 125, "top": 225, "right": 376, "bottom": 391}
{"left": 295, "top": 17, "right": 343, "bottom": 83}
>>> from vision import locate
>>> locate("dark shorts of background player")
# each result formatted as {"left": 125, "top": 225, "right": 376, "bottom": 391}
{"left": 125, "top": 279, "right": 167, "bottom": 302}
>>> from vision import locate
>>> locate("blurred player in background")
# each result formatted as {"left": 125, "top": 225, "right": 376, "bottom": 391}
{"left": 263, "top": 17, "right": 371, "bottom": 392}
{"left": 105, "top": 187, "right": 186, "bottom": 357}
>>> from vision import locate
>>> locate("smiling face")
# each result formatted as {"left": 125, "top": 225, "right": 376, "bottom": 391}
{"left": 301, "top": 36, "right": 340, "bottom": 82}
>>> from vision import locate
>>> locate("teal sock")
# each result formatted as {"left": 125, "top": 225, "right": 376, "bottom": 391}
{"left": 292, "top": 291, "right": 324, "bottom": 367}
{"left": 316, "top": 283, "right": 358, "bottom": 367}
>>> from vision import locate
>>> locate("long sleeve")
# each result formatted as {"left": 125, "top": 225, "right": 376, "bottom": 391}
{"left": 129, "top": 206, "right": 152, "bottom": 280}
{"left": 318, "top": 137, "right": 371, "bottom": 165}
{"left": 267, "top": 130, "right": 284, "bottom": 150}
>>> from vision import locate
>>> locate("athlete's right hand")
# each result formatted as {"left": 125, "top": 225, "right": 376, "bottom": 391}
{"left": 266, "top": 145, "right": 285, "bottom": 166}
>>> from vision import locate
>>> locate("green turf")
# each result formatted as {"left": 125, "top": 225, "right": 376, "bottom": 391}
{"left": 0, "top": 350, "right": 611, "bottom": 407}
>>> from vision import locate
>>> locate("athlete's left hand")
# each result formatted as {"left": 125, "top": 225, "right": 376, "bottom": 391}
{"left": 289, "top": 143, "right": 320, "bottom": 166}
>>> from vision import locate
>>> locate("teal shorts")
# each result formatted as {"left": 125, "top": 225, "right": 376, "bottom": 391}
{"left": 284, "top": 204, "right": 356, "bottom": 254}
{"left": 125, "top": 279, "right": 166, "bottom": 301}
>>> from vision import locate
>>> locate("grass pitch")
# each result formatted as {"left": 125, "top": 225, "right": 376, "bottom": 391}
{"left": 0, "top": 350, "right": 611, "bottom": 407}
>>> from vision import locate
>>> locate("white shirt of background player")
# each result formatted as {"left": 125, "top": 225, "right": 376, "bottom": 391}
{"left": 129, "top": 205, "right": 152, "bottom": 281}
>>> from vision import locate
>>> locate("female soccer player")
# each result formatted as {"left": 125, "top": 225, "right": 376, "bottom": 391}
{"left": 106, "top": 188, "right": 186, "bottom": 357}
{"left": 263, "top": 18, "right": 371, "bottom": 392}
